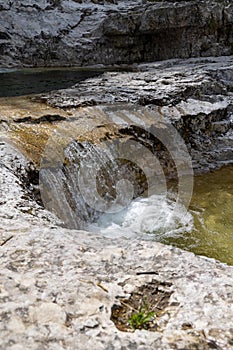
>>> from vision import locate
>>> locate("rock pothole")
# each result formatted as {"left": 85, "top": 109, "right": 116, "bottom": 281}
{"left": 111, "top": 280, "right": 173, "bottom": 332}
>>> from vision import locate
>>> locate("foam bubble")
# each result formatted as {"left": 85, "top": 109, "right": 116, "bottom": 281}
{"left": 88, "top": 194, "right": 194, "bottom": 240}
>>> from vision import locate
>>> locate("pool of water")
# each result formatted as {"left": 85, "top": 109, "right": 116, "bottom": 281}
{"left": 90, "top": 166, "right": 233, "bottom": 265}
{"left": 166, "top": 165, "right": 233, "bottom": 265}
{"left": 0, "top": 68, "right": 103, "bottom": 97}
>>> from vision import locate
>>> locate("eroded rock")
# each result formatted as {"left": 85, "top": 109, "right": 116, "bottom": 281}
{"left": 0, "top": 0, "right": 232, "bottom": 67}
{"left": 1, "top": 221, "right": 233, "bottom": 349}
{"left": 38, "top": 56, "right": 233, "bottom": 173}
{"left": 0, "top": 55, "right": 233, "bottom": 349}
{"left": 0, "top": 134, "right": 233, "bottom": 349}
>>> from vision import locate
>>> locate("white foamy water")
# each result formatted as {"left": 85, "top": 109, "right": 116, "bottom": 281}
{"left": 88, "top": 194, "right": 194, "bottom": 240}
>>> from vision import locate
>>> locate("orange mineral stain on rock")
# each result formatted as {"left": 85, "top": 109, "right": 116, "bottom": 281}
{"left": 0, "top": 95, "right": 70, "bottom": 166}
{"left": 0, "top": 96, "right": 126, "bottom": 166}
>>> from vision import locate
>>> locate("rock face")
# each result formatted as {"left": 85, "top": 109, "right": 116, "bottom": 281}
{"left": 0, "top": 0, "right": 233, "bottom": 67}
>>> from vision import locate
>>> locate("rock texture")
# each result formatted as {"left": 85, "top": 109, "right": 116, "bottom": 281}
{"left": 1, "top": 142, "right": 233, "bottom": 349}
{"left": 0, "top": 55, "right": 233, "bottom": 348}
{"left": 0, "top": 0, "right": 233, "bottom": 67}
{"left": 1, "top": 3, "right": 233, "bottom": 346}
{"left": 39, "top": 56, "right": 233, "bottom": 173}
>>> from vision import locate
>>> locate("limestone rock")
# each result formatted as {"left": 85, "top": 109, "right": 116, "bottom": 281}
{"left": 1, "top": 220, "right": 233, "bottom": 349}
{"left": 38, "top": 56, "right": 233, "bottom": 173}
{"left": 0, "top": 123, "right": 233, "bottom": 349}
{"left": 0, "top": 48, "right": 233, "bottom": 349}
{"left": 0, "top": 0, "right": 232, "bottom": 67}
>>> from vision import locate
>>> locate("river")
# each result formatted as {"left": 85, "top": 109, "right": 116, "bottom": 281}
{"left": 0, "top": 67, "right": 104, "bottom": 97}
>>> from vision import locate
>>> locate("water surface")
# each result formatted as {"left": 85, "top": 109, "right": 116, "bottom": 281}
{"left": 0, "top": 68, "right": 103, "bottom": 97}
{"left": 167, "top": 165, "right": 233, "bottom": 265}
{"left": 91, "top": 166, "right": 233, "bottom": 265}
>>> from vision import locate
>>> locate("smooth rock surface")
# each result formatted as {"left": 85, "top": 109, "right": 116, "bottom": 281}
{"left": 0, "top": 0, "right": 232, "bottom": 67}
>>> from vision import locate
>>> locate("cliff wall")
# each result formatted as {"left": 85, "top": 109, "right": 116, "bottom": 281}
{"left": 0, "top": 0, "right": 232, "bottom": 67}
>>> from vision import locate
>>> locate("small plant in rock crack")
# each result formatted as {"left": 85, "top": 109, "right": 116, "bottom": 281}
{"left": 127, "top": 302, "right": 156, "bottom": 330}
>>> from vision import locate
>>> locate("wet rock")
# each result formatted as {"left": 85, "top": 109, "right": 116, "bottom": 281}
{"left": 13, "top": 114, "right": 66, "bottom": 124}
{"left": 0, "top": 140, "right": 60, "bottom": 232}
{"left": 39, "top": 56, "right": 233, "bottom": 173}
{"left": 0, "top": 0, "right": 232, "bottom": 67}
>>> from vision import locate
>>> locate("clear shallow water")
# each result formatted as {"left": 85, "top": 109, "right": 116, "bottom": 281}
{"left": 90, "top": 166, "right": 233, "bottom": 265}
{"left": 0, "top": 68, "right": 103, "bottom": 97}
{"left": 170, "top": 165, "right": 233, "bottom": 265}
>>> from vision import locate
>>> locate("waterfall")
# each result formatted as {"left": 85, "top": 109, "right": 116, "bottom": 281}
{"left": 39, "top": 105, "right": 194, "bottom": 237}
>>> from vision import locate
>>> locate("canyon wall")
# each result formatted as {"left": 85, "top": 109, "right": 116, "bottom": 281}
{"left": 0, "top": 0, "right": 232, "bottom": 67}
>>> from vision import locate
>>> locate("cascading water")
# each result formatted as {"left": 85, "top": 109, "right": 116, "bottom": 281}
{"left": 40, "top": 138, "right": 164, "bottom": 231}
{"left": 39, "top": 105, "right": 194, "bottom": 239}
{"left": 88, "top": 194, "right": 194, "bottom": 239}
{"left": 40, "top": 141, "right": 194, "bottom": 237}
{"left": 38, "top": 105, "right": 233, "bottom": 265}
{"left": 40, "top": 140, "right": 122, "bottom": 229}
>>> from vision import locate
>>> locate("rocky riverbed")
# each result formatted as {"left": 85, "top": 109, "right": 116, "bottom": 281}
{"left": 0, "top": 54, "right": 233, "bottom": 349}
{"left": 9, "top": 55, "right": 233, "bottom": 174}
{"left": 0, "top": 2, "right": 233, "bottom": 347}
